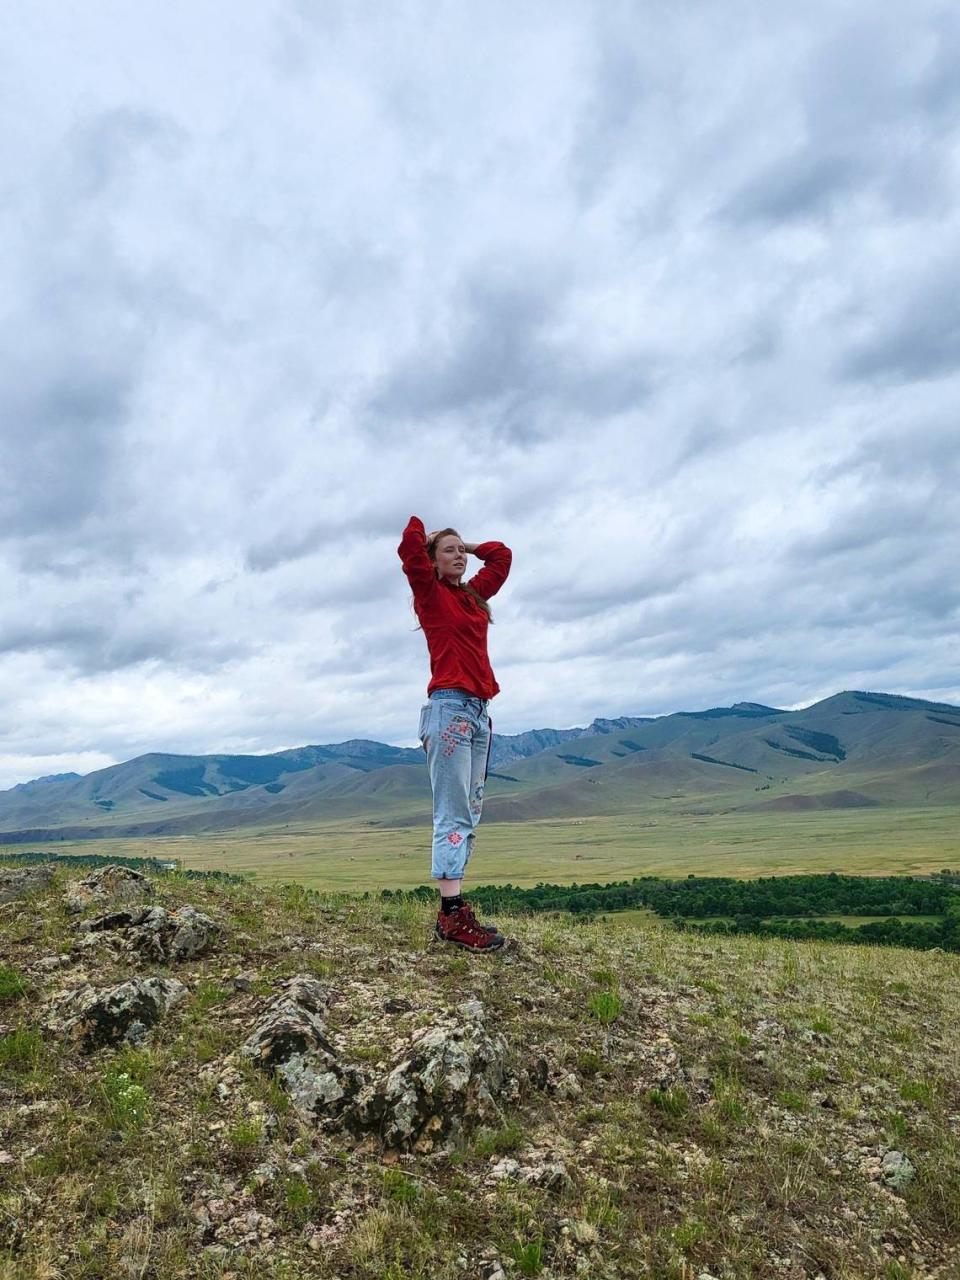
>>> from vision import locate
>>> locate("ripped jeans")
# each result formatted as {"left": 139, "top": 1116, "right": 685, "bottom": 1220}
{"left": 418, "top": 688, "right": 493, "bottom": 880}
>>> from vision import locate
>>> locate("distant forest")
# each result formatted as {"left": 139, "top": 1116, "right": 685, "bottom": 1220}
{"left": 389, "top": 872, "right": 960, "bottom": 954}
{"left": 0, "top": 850, "right": 244, "bottom": 883}
{"left": 6, "top": 851, "right": 960, "bottom": 955}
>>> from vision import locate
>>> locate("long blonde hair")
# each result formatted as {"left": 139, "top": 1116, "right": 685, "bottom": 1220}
{"left": 422, "top": 527, "right": 492, "bottom": 621}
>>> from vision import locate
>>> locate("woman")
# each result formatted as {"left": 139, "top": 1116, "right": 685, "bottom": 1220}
{"left": 397, "top": 516, "right": 512, "bottom": 951}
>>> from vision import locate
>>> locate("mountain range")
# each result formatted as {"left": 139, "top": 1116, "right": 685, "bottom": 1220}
{"left": 1, "top": 690, "right": 958, "bottom": 842}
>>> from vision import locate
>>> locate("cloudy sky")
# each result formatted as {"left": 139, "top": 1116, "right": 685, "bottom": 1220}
{"left": 1, "top": 1, "right": 958, "bottom": 788}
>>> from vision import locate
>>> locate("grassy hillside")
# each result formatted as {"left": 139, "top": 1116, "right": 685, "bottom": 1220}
{"left": 1, "top": 863, "right": 958, "bottom": 1278}
{"left": 11, "top": 803, "right": 960, "bottom": 897}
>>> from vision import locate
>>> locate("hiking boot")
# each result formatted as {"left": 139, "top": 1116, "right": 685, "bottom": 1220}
{"left": 462, "top": 899, "right": 499, "bottom": 935}
{"left": 434, "top": 903, "right": 506, "bottom": 952}
{"left": 438, "top": 898, "right": 499, "bottom": 934}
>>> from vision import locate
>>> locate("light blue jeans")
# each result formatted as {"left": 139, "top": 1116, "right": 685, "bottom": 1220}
{"left": 418, "top": 688, "right": 493, "bottom": 880}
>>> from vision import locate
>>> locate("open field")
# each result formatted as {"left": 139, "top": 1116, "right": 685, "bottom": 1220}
{"left": 37, "top": 803, "right": 960, "bottom": 891}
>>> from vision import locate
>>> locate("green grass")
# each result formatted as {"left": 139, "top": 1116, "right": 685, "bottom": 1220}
{"left": 100, "top": 1062, "right": 151, "bottom": 1131}
{"left": 0, "top": 964, "right": 26, "bottom": 1002}
{"left": 647, "top": 1087, "right": 689, "bottom": 1118}
{"left": 40, "top": 803, "right": 960, "bottom": 891}
{"left": 0, "top": 1026, "right": 43, "bottom": 1071}
{"left": 473, "top": 1120, "right": 525, "bottom": 1157}
{"left": 586, "top": 990, "right": 622, "bottom": 1024}
{"left": 509, "top": 1237, "right": 545, "bottom": 1276}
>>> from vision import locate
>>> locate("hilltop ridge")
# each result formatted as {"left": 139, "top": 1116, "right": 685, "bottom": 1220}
{"left": 0, "top": 860, "right": 957, "bottom": 1277}
{"left": 1, "top": 689, "right": 956, "bottom": 842}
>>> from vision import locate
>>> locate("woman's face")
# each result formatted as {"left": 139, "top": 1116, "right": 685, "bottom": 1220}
{"left": 434, "top": 533, "right": 466, "bottom": 582}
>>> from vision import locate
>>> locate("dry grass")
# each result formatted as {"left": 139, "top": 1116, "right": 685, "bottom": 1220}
{"left": 0, "top": 866, "right": 958, "bottom": 1278}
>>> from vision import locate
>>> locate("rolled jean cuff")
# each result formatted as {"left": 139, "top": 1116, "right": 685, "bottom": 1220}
{"left": 431, "top": 829, "right": 475, "bottom": 880}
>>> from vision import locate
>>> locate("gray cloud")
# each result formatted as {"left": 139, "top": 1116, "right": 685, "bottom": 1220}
{"left": 721, "top": 151, "right": 866, "bottom": 225}
{"left": 369, "top": 266, "right": 651, "bottom": 439}
{"left": 839, "top": 264, "right": 960, "bottom": 383}
{"left": 0, "top": 0, "right": 957, "bottom": 786}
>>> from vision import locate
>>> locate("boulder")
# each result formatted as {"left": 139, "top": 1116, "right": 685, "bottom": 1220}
{"left": 46, "top": 976, "right": 186, "bottom": 1051}
{"left": 349, "top": 999, "right": 509, "bottom": 1152}
{"left": 64, "top": 865, "right": 154, "bottom": 914}
{"left": 0, "top": 865, "right": 55, "bottom": 903}
{"left": 241, "top": 983, "right": 510, "bottom": 1150}
{"left": 76, "top": 904, "right": 221, "bottom": 962}
{"left": 240, "top": 977, "right": 365, "bottom": 1123}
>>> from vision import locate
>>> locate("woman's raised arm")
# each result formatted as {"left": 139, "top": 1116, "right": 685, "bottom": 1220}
{"left": 467, "top": 540, "right": 512, "bottom": 600}
{"left": 397, "top": 515, "right": 437, "bottom": 602}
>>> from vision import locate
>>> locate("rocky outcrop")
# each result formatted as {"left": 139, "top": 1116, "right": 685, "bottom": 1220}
{"left": 63, "top": 865, "right": 154, "bottom": 914}
{"left": 75, "top": 904, "right": 222, "bottom": 962}
{"left": 241, "top": 982, "right": 509, "bottom": 1150}
{"left": 350, "top": 998, "right": 509, "bottom": 1152}
{"left": 0, "top": 865, "right": 54, "bottom": 902}
{"left": 46, "top": 976, "right": 187, "bottom": 1050}
{"left": 240, "top": 977, "right": 365, "bottom": 1123}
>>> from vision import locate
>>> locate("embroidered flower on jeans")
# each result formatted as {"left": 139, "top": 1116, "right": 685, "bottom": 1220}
{"left": 446, "top": 832, "right": 464, "bottom": 845}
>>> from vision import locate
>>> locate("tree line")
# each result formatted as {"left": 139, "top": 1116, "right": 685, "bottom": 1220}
{"left": 0, "top": 850, "right": 244, "bottom": 883}
{"left": 381, "top": 873, "right": 960, "bottom": 954}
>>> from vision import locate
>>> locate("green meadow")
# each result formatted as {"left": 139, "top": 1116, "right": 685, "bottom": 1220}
{"left": 44, "top": 803, "right": 960, "bottom": 891}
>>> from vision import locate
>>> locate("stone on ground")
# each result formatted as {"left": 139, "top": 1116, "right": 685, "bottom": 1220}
{"left": 63, "top": 864, "right": 155, "bottom": 914}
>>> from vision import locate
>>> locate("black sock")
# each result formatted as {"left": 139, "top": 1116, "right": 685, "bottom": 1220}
{"left": 441, "top": 894, "right": 463, "bottom": 915}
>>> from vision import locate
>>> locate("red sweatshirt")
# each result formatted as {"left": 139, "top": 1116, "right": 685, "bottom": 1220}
{"left": 398, "top": 516, "right": 512, "bottom": 699}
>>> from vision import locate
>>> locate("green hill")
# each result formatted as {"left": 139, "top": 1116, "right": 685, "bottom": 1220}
{"left": 1, "top": 690, "right": 957, "bottom": 841}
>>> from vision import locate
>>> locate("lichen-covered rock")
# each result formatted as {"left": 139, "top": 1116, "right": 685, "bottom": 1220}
{"left": 881, "top": 1149, "right": 915, "bottom": 1192}
{"left": 63, "top": 865, "right": 154, "bottom": 914}
{"left": 488, "top": 1154, "right": 571, "bottom": 1190}
{"left": 0, "top": 865, "right": 55, "bottom": 903}
{"left": 166, "top": 905, "right": 222, "bottom": 960}
{"left": 240, "top": 984, "right": 509, "bottom": 1149}
{"left": 46, "top": 976, "right": 186, "bottom": 1050}
{"left": 76, "top": 904, "right": 221, "bottom": 962}
{"left": 349, "top": 999, "right": 509, "bottom": 1152}
{"left": 240, "top": 976, "right": 365, "bottom": 1122}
